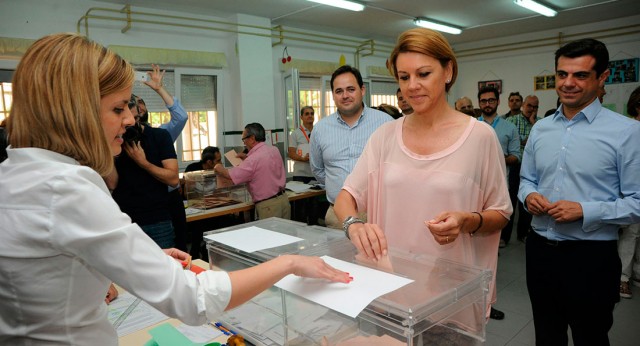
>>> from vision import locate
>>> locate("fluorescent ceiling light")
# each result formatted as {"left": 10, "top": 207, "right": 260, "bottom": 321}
{"left": 307, "top": 0, "right": 365, "bottom": 12}
{"left": 514, "top": 0, "right": 557, "bottom": 17}
{"left": 414, "top": 19, "right": 462, "bottom": 35}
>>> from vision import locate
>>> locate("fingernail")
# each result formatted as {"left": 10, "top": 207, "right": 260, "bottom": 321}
{"left": 383, "top": 250, "right": 387, "bottom": 256}
{"left": 349, "top": 276, "right": 354, "bottom": 280}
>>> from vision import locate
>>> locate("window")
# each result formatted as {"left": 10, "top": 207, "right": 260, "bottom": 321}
{"left": 369, "top": 80, "right": 400, "bottom": 109}
{"left": 133, "top": 69, "right": 221, "bottom": 168}
{"left": 0, "top": 82, "right": 11, "bottom": 124}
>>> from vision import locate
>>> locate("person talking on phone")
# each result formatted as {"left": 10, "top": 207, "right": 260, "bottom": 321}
{"left": 106, "top": 97, "right": 180, "bottom": 248}
{"left": 135, "top": 65, "right": 191, "bottom": 251}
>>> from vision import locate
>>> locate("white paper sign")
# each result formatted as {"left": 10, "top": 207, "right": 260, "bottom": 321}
{"left": 204, "top": 226, "right": 303, "bottom": 253}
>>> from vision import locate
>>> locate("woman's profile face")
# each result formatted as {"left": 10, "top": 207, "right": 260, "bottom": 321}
{"left": 100, "top": 87, "right": 135, "bottom": 156}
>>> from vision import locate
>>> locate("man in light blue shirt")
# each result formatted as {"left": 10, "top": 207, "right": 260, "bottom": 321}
{"left": 310, "top": 65, "right": 392, "bottom": 229}
{"left": 519, "top": 38, "right": 640, "bottom": 346}
{"left": 478, "top": 86, "right": 521, "bottom": 249}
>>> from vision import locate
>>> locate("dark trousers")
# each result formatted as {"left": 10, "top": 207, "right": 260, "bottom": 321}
{"left": 526, "top": 232, "right": 620, "bottom": 346}
{"left": 291, "top": 176, "right": 320, "bottom": 225}
{"left": 501, "top": 164, "right": 520, "bottom": 243}
{"left": 516, "top": 200, "right": 533, "bottom": 240}
{"left": 168, "top": 188, "right": 188, "bottom": 251}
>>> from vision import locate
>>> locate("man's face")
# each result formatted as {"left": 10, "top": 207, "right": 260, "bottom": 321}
{"left": 479, "top": 92, "right": 499, "bottom": 116}
{"left": 396, "top": 91, "right": 413, "bottom": 113}
{"left": 556, "top": 55, "right": 608, "bottom": 116}
{"left": 456, "top": 98, "right": 474, "bottom": 115}
{"left": 241, "top": 130, "right": 254, "bottom": 150}
{"left": 137, "top": 98, "right": 148, "bottom": 115}
{"left": 301, "top": 108, "right": 314, "bottom": 127}
{"left": 522, "top": 96, "right": 539, "bottom": 119}
{"left": 508, "top": 95, "right": 522, "bottom": 112}
{"left": 332, "top": 72, "right": 365, "bottom": 117}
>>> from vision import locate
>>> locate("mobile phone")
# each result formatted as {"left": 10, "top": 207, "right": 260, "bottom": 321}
{"left": 135, "top": 71, "right": 148, "bottom": 82}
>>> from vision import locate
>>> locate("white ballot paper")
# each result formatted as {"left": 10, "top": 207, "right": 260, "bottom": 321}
{"left": 204, "top": 226, "right": 303, "bottom": 253}
{"left": 285, "top": 181, "right": 313, "bottom": 193}
{"left": 224, "top": 149, "right": 243, "bottom": 167}
{"left": 275, "top": 256, "right": 414, "bottom": 318}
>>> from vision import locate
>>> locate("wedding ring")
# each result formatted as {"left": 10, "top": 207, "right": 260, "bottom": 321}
{"left": 446, "top": 236, "right": 449, "bottom": 243}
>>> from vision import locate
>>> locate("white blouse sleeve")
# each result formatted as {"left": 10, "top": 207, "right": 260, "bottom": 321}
{"left": 49, "top": 167, "right": 232, "bottom": 325}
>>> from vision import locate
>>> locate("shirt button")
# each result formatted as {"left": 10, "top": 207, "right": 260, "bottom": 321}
{"left": 561, "top": 147, "right": 565, "bottom": 150}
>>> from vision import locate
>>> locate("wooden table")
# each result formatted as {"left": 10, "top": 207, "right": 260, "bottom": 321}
{"left": 186, "top": 189, "right": 325, "bottom": 223}
{"left": 117, "top": 260, "right": 229, "bottom": 346}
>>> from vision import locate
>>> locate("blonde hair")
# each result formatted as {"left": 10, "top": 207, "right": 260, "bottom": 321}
{"left": 388, "top": 28, "right": 458, "bottom": 92}
{"left": 7, "top": 33, "right": 134, "bottom": 176}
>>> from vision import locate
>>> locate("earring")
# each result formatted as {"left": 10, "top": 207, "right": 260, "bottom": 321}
{"left": 446, "top": 79, "right": 451, "bottom": 83}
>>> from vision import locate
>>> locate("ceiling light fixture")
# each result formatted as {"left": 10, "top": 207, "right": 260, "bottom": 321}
{"left": 414, "top": 18, "right": 462, "bottom": 35}
{"left": 514, "top": 0, "right": 557, "bottom": 17}
{"left": 307, "top": 0, "right": 365, "bottom": 12}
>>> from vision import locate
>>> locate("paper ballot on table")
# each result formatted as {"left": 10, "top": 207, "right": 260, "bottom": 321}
{"left": 224, "top": 149, "right": 243, "bottom": 167}
{"left": 285, "top": 181, "right": 313, "bottom": 193}
{"left": 275, "top": 256, "right": 413, "bottom": 318}
{"left": 204, "top": 226, "right": 303, "bottom": 253}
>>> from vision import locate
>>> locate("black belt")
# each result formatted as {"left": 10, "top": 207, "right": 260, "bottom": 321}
{"left": 255, "top": 190, "right": 285, "bottom": 204}
{"left": 529, "top": 231, "right": 614, "bottom": 248}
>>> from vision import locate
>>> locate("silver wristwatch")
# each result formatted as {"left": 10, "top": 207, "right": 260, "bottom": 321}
{"left": 342, "top": 216, "right": 364, "bottom": 240}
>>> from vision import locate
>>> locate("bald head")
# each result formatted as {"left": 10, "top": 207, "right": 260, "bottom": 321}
{"left": 522, "top": 95, "right": 539, "bottom": 120}
{"left": 455, "top": 96, "right": 474, "bottom": 116}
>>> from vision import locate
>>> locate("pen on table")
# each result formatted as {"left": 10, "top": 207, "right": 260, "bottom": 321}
{"left": 211, "top": 322, "right": 230, "bottom": 335}
{"left": 214, "top": 322, "right": 236, "bottom": 335}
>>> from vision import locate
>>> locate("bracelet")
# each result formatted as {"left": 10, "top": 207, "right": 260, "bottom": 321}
{"left": 470, "top": 212, "right": 483, "bottom": 236}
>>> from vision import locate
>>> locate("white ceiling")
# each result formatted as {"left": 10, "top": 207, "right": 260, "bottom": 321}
{"left": 94, "top": 0, "right": 640, "bottom": 45}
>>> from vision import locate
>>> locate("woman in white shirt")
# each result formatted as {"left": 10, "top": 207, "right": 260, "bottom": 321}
{"left": 0, "top": 33, "right": 350, "bottom": 345}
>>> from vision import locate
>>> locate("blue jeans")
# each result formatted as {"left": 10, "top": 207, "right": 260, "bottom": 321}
{"left": 140, "top": 220, "right": 175, "bottom": 249}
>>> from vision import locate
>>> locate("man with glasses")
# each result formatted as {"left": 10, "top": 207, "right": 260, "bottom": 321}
{"left": 214, "top": 123, "right": 289, "bottom": 220}
{"left": 476, "top": 86, "right": 520, "bottom": 321}
{"left": 309, "top": 65, "right": 392, "bottom": 229}
{"left": 455, "top": 96, "right": 476, "bottom": 117}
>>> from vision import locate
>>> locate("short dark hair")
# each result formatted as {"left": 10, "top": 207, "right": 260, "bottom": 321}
{"left": 202, "top": 146, "right": 219, "bottom": 156}
{"left": 200, "top": 152, "right": 216, "bottom": 164}
{"left": 245, "top": 122, "right": 266, "bottom": 142}
{"left": 508, "top": 92, "right": 522, "bottom": 102}
{"left": 300, "top": 106, "right": 314, "bottom": 116}
{"left": 330, "top": 65, "right": 363, "bottom": 91}
{"left": 627, "top": 86, "right": 640, "bottom": 117}
{"left": 478, "top": 86, "right": 499, "bottom": 100}
{"left": 555, "top": 38, "right": 610, "bottom": 77}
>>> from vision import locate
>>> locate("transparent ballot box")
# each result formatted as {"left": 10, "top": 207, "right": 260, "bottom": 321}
{"left": 183, "top": 170, "right": 249, "bottom": 209}
{"left": 204, "top": 218, "right": 491, "bottom": 345}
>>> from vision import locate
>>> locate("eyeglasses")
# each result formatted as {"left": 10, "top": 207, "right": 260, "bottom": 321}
{"left": 479, "top": 98, "right": 497, "bottom": 105}
{"left": 241, "top": 135, "right": 252, "bottom": 141}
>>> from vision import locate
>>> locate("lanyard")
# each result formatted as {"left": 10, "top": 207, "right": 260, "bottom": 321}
{"left": 299, "top": 125, "right": 310, "bottom": 143}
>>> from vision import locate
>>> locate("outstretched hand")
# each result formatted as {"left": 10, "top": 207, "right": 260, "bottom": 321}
{"left": 290, "top": 255, "right": 353, "bottom": 284}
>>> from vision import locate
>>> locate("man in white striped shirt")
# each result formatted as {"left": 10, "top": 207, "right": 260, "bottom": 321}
{"left": 310, "top": 65, "right": 393, "bottom": 229}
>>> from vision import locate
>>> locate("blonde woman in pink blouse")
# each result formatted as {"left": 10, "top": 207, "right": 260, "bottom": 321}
{"left": 334, "top": 28, "right": 512, "bottom": 319}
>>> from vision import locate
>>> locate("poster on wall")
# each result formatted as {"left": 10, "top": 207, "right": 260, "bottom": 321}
{"left": 534, "top": 75, "right": 555, "bottom": 91}
{"left": 478, "top": 80, "right": 502, "bottom": 94}
{"left": 605, "top": 58, "right": 639, "bottom": 85}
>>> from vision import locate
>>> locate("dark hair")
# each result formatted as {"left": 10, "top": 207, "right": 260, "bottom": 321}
{"left": 375, "top": 104, "right": 402, "bottom": 119}
{"left": 627, "top": 86, "right": 640, "bottom": 117}
{"left": 200, "top": 152, "right": 216, "bottom": 164}
{"left": 245, "top": 122, "right": 266, "bottom": 142}
{"left": 300, "top": 106, "right": 314, "bottom": 116}
{"left": 508, "top": 92, "right": 522, "bottom": 102}
{"left": 330, "top": 65, "right": 363, "bottom": 91}
{"left": 478, "top": 86, "right": 499, "bottom": 100}
{"left": 555, "top": 38, "right": 609, "bottom": 77}
{"left": 202, "top": 146, "right": 219, "bottom": 156}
